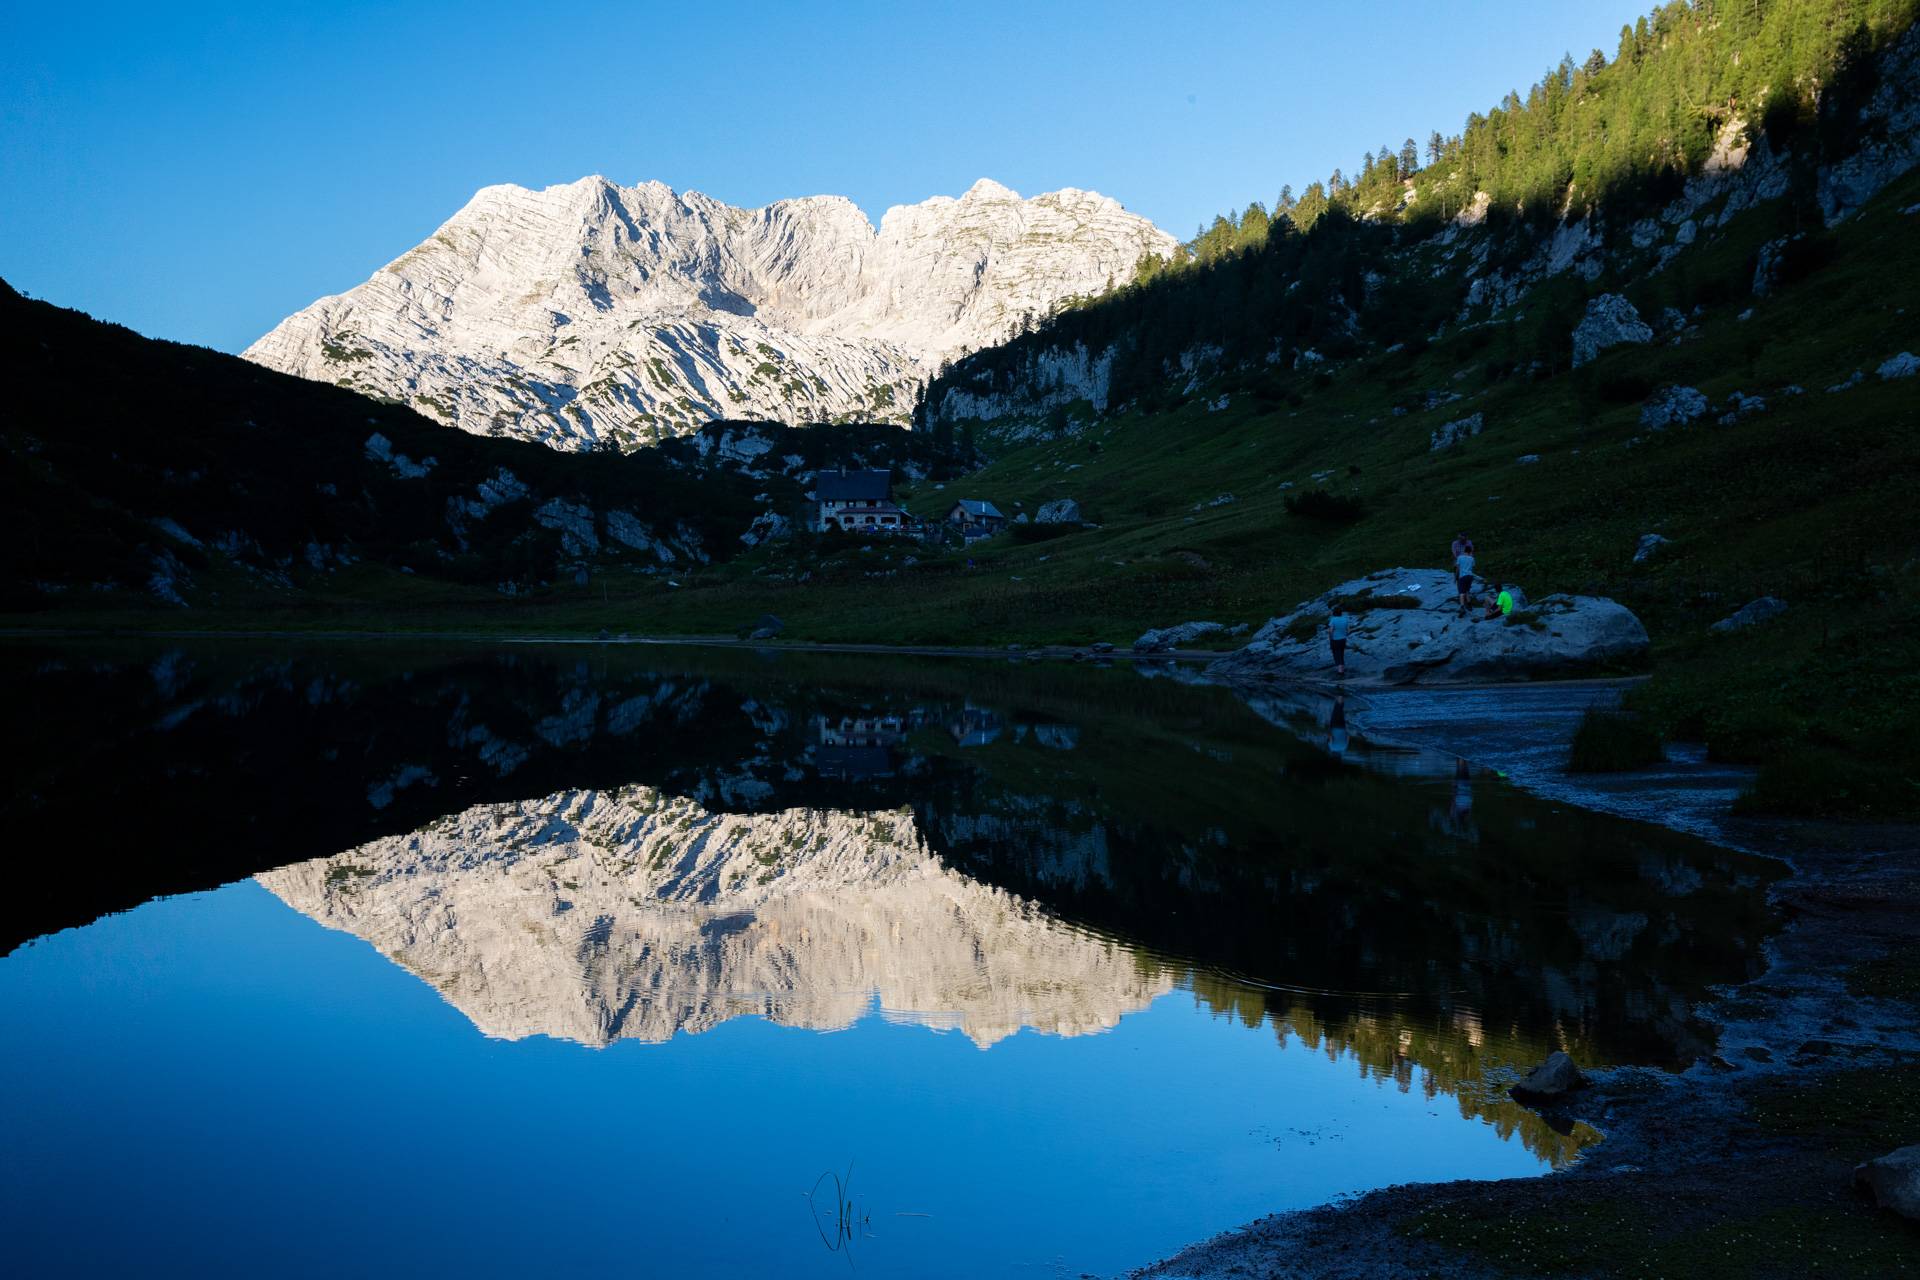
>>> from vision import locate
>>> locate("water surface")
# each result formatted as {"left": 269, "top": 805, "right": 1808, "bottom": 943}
{"left": 0, "top": 642, "right": 1777, "bottom": 1276}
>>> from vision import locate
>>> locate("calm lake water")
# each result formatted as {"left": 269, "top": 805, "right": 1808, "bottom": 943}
{"left": 0, "top": 642, "right": 1777, "bottom": 1277}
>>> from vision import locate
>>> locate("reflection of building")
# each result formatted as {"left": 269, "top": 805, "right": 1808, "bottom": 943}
{"left": 946, "top": 705, "right": 1003, "bottom": 748}
{"left": 815, "top": 469, "right": 906, "bottom": 534}
{"left": 813, "top": 712, "right": 907, "bottom": 780}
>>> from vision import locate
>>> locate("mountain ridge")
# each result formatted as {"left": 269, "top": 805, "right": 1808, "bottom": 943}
{"left": 244, "top": 176, "right": 1175, "bottom": 450}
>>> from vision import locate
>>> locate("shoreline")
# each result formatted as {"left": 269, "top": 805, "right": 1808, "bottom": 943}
{"left": 1131, "top": 684, "right": 1920, "bottom": 1278}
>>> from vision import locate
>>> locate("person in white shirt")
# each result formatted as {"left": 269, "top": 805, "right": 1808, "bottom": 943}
{"left": 1327, "top": 604, "right": 1352, "bottom": 677}
{"left": 1454, "top": 548, "right": 1477, "bottom": 615}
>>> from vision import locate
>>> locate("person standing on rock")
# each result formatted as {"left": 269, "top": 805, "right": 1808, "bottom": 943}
{"left": 1454, "top": 544, "right": 1478, "bottom": 615}
{"left": 1327, "top": 604, "right": 1352, "bottom": 677}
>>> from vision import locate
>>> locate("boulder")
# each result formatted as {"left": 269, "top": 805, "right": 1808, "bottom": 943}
{"left": 1711, "top": 597, "right": 1788, "bottom": 633}
{"left": 1133, "top": 621, "right": 1231, "bottom": 652}
{"left": 1633, "top": 533, "right": 1671, "bottom": 565}
{"left": 1205, "top": 568, "right": 1649, "bottom": 687}
{"left": 1718, "top": 391, "right": 1767, "bottom": 424}
{"left": 1036, "top": 498, "right": 1083, "bottom": 524}
{"left": 1856, "top": 1145, "right": 1920, "bottom": 1220}
{"left": 1430, "top": 412, "right": 1485, "bottom": 451}
{"left": 748, "top": 613, "right": 784, "bottom": 641}
{"left": 1510, "top": 1052, "right": 1587, "bottom": 1102}
{"left": 1879, "top": 351, "right": 1920, "bottom": 380}
{"left": 1572, "top": 294, "right": 1654, "bottom": 367}
{"left": 1752, "top": 234, "right": 1799, "bottom": 297}
{"left": 1640, "top": 386, "right": 1710, "bottom": 430}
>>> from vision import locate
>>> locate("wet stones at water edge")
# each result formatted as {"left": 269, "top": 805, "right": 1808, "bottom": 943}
{"left": 1855, "top": 1145, "right": 1920, "bottom": 1221}
{"left": 1510, "top": 1051, "right": 1587, "bottom": 1103}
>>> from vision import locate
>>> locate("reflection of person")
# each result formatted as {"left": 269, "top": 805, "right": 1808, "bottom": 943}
{"left": 1451, "top": 757, "right": 1473, "bottom": 823}
{"left": 1327, "top": 605, "right": 1351, "bottom": 677}
{"left": 1328, "top": 693, "right": 1348, "bottom": 755}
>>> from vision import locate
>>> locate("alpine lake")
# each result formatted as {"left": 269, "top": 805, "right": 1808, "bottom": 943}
{"left": 0, "top": 640, "right": 1778, "bottom": 1277}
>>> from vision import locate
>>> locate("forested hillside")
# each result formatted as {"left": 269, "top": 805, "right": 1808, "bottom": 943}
{"left": 922, "top": 0, "right": 1919, "bottom": 423}
{"left": 0, "top": 282, "right": 936, "bottom": 615}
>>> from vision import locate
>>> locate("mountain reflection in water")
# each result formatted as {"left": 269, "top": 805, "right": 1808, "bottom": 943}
{"left": 5, "top": 640, "right": 1778, "bottom": 1181}
{"left": 260, "top": 787, "right": 1171, "bottom": 1048}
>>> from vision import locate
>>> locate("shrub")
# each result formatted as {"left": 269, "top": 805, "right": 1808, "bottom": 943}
{"left": 1597, "top": 372, "right": 1654, "bottom": 403}
{"left": 1282, "top": 614, "right": 1323, "bottom": 643}
{"left": 1284, "top": 488, "right": 1365, "bottom": 523}
{"left": 1737, "top": 746, "right": 1915, "bottom": 817}
{"left": 1009, "top": 521, "right": 1074, "bottom": 544}
{"left": 1567, "top": 708, "right": 1664, "bottom": 772}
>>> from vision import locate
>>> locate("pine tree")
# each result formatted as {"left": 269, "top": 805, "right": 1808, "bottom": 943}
{"left": 1427, "top": 130, "right": 1445, "bottom": 165}
{"left": 1583, "top": 47, "right": 1607, "bottom": 76}
{"left": 1399, "top": 137, "right": 1420, "bottom": 174}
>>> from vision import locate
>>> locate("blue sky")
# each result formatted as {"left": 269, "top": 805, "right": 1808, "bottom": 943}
{"left": 2, "top": 1, "right": 1633, "bottom": 353}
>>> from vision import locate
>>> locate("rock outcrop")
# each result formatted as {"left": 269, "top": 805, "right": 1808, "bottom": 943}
{"left": 1711, "top": 597, "right": 1789, "bottom": 633}
{"left": 1571, "top": 294, "right": 1655, "bottom": 367}
{"left": 1206, "top": 568, "right": 1650, "bottom": 686}
{"left": 1856, "top": 1145, "right": 1920, "bottom": 1220}
{"left": 1035, "top": 498, "right": 1083, "bottom": 524}
{"left": 246, "top": 177, "right": 1175, "bottom": 451}
{"left": 1132, "top": 621, "right": 1231, "bottom": 652}
{"left": 258, "top": 786, "right": 1170, "bottom": 1048}
{"left": 1640, "top": 385, "right": 1710, "bottom": 430}
{"left": 1509, "top": 1051, "right": 1587, "bottom": 1102}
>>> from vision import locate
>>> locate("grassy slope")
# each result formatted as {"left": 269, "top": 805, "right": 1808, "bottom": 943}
{"left": 8, "top": 178, "right": 1917, "bottom": 810}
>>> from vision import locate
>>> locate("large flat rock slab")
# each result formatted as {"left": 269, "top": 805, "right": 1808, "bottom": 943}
{"left": 1207, "top": 568, "right": 1649, "bottom": 687}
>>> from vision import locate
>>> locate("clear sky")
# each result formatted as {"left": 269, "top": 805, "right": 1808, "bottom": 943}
{"left": 2, "top": 0, "right": 1635, "bottom": 354}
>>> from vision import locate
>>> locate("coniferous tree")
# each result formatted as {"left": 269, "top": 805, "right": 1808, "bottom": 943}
{"left": 1399, "top": 138, "right": 1420, "bottom": 175}
{"left": 1427, "top": 130, "right": 1445, "bottom": 165}
{"left": 1583, "top": 47, "right": 1608, "bottom": 76}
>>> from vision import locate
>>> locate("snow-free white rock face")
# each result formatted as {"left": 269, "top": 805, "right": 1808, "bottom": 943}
{"left": 245, "top": 177, "right": 1176, "bottom": 451}
{"left": 257, "top": 785, "right": 1170, "bottom": 1047}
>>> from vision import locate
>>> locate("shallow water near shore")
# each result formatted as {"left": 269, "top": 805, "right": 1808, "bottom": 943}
{"left": 0, "top": 641, "right": 1780, "bottom": 1276}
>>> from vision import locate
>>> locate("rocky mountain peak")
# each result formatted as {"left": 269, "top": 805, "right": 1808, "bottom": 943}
{"left": 245, "top": 176, "right": 1174, "bottom": 451}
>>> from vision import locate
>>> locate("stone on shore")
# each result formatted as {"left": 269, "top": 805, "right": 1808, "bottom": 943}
{"left": 1133, "top": 621, "right": 1231, "bottom": 652}
{"left": 1634, "top": 533, "right": 1671, "bottom": 564}
{"left": 1205, "top": 568, "right": 1649, "bottom": 687}
{"left": 1511, "top": 1051, "right": 1587, "bottom": 1102}
{"left": 1855, "top": 1145, "right": 1920, "bottom": 1220}
{"left": 1036, "top": 498, "right": 1083, "bottom": 524}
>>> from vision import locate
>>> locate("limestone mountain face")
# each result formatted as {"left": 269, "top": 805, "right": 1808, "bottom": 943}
{"left": 257, "top": 785, "right": 1170, "bottom": 1047}
{"left": 245, "top": 178, "right": 1175, "bottom": 451}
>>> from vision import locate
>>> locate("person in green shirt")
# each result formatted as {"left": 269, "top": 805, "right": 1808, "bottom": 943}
{"left": 1482, "top": 582, "right": 1515, "bottom": 620}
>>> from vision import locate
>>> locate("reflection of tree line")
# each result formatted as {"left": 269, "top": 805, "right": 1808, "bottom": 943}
{"left": 6, "top": 633, "right": 1776, "bottom": 1142}
{"left": 1182, "top": 971, "right": 1600, "bottom": 1168}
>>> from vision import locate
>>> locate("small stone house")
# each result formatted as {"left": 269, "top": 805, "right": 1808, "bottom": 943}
{"left": 815, "top": 469, "right": 906, "bottom": 534}
{"left": 946, "top": 498, "right": 1006, "bottom": 541}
